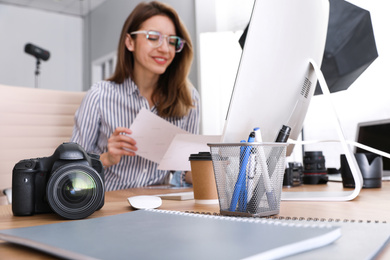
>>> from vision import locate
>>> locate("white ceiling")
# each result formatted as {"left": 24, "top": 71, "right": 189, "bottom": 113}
{"left": 0, "top": 0, "right": 106, "bottom": 16}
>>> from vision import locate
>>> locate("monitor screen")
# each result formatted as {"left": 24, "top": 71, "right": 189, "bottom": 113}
{"left": 356, "top": 119, "right": 390, "bottom": 175}
{"left": 222, "top": 0, "right": 329, "bottom": 156}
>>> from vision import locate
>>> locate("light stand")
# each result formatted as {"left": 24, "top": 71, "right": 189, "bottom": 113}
{"left": 35, "top": 58, "right": 41, "bottom": 88}
{"left": 24, "top": 43, "right": 50, "bottom": 88}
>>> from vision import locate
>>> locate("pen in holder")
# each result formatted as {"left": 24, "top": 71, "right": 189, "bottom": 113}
{"left": 208, "top": 142, "right": 287, "bottom": 217}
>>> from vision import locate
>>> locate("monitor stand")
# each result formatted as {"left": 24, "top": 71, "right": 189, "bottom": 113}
{"left": 281, "top": 60, "right": 363, "bottom": 201}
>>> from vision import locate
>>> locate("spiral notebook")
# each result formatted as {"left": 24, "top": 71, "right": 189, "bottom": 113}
{"left": 0, "top": 209, "right": 341, "bottom": 260}
{"left": 257, "top": 216, "right": 390, "bottom": 260}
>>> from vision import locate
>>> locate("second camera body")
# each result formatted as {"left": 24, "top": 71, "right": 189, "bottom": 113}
{"left": 283, "top": 162, "right": 303, "bottom": 187}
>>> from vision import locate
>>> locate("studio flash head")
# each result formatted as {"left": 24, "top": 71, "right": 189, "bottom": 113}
{"left": 24, "top": 43, "right": 50, "bottom": 61}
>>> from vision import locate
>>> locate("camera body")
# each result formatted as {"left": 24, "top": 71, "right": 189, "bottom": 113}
{"left": 283, "top": 162, "right": 304, "bottom": 187}
{"left": 12, "top": 142, "right": 105, "bottom": 220}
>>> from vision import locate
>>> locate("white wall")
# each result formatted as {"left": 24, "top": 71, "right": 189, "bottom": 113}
{"left": 197, "top": 0, "right": 254, "bottom": 135}
{"left": 199, "top": 31, "right": 242, "bottom": 135}
{"left": 0, "top": 4, "right": 83, "bottom": 91}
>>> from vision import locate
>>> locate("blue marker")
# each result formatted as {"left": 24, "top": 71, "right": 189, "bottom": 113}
{"left": 230, "top": 131, "right": 255, "bottom": 212}
{"left": 240, "top": 139, "right": 246, "bottom": 158}
{"left": 238, "top": 139, "right": 247, "bottom": 211}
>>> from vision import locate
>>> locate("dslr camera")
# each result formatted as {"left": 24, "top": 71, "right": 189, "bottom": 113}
{"left": 12, "top": 142, "right": 105, "bottom": 220}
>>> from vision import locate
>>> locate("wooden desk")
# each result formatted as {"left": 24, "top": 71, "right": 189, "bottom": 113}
{"left": 1, "top": 182, "right": 390, "bottom": 259}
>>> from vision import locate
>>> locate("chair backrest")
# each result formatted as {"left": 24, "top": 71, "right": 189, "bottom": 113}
{"left": 0, "top": 84, "right": 85, "bottom": 191}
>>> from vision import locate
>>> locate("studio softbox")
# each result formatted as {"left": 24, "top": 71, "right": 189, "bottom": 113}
{"left": 314, "top": 0, "right": 378, "bottom": 95}
{"left": 239, "top": 0, "right": 378, "bottom": 95}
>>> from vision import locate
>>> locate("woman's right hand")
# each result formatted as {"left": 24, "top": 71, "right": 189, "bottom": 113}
{"left": 100, "top": 127, "right": 137, "bottom": 168}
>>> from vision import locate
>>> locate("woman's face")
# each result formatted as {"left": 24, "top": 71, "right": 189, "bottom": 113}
{"left": 126, "top": 15, "right": 177, "bottom": 80}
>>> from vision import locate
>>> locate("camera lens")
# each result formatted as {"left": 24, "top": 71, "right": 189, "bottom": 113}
{"left": 302, "top": 151, "right": 328, "bottom": 184}
{"left": 61, "top": 172, "right": 94, "bottom": 204}
{"left": 46, "top": 164, "right": 104, "bottom": 220}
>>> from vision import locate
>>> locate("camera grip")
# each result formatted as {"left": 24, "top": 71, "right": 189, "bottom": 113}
{"left": 12, "top": 161, "right": 36, "bottom": 216}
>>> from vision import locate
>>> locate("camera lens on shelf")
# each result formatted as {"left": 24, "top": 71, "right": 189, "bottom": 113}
{"left": 302, "top": 151, "right": 328, "bottom": 184}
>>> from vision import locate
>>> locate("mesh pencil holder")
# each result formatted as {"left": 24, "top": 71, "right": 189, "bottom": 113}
{"left": 208, "top": 142, "right": 288, "bottom": 217}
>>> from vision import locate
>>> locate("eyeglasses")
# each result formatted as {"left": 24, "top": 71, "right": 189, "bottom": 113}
{"left": 130, "top": 30, "right": 186, "bottom": 53}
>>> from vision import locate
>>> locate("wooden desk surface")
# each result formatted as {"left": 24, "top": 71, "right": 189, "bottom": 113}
{"left": 1, "top": 182, "right": 390, "bottom": 259}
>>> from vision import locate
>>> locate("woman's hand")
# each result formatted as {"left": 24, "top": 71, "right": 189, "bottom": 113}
{"left": 100, "top": 127, "right": 137, "bottom": 167}
{"left": 184, "top": 171, "right": 192, "bottom": 184}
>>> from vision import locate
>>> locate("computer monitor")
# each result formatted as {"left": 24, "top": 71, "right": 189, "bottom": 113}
{"left": 220, "top": 0, "right": 364, "bottom": 201}
{"left": 222, "top": 0, "right": 329, "bottom": 156}
{"left": 356, "top": 119, "right": 390, "bottom": 176}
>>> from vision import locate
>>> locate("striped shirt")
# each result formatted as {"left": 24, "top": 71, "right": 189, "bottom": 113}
{"left": 71, "top": 77, "right": 200, "bottom": 191}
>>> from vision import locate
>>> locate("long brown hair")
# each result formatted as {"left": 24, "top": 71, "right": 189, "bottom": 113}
{"left": 108, "top": 1, "right": 194, "bottom": 118}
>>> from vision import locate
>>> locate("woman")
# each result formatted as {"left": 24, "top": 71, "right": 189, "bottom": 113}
{"left": 71, "top": 1, "right": 200, "bottom": 191}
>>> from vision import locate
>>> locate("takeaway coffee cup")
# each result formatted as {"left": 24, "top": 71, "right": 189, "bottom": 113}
{"left": 189, "top": 152, "right": 219, "bottom": 204}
